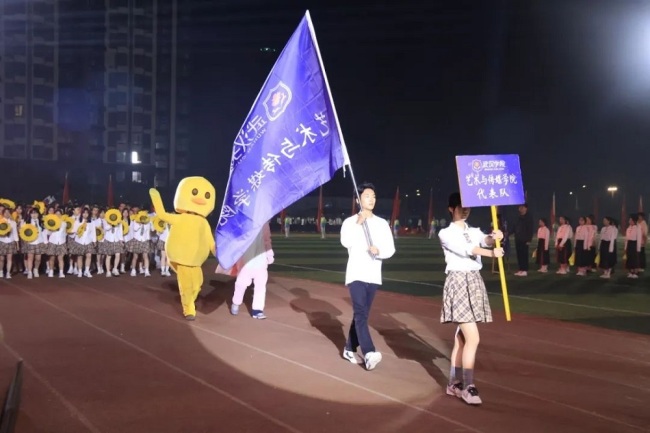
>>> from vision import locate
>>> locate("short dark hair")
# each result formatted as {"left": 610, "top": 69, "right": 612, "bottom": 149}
{"left": 448, "top": 192, "right": 462, "bottom": 209}
{"left": 356, "top": 182, "right": 375, "bottom": 196}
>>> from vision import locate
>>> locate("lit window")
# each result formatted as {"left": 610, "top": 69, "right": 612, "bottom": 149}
{"left": 131, "top": 151, "right": 141, "bottom": 164}
{"left": 132, "top": 171, "right": 142, "bottom": 183}
{"left": 14, "top": 105, "right": 24, "bottom": 117}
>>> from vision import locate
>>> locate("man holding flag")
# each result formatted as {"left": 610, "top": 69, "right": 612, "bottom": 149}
{"left": 341, "top": 183, "right": 395, "bottom": 370}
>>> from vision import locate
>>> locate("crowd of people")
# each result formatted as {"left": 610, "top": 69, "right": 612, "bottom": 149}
{"left": 508, "top": 205, "right": 648, "bottom": 279}
{"left": 0, "top": 198, "right": 170, "bottom": 280}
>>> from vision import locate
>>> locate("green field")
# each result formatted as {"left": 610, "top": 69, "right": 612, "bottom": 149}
{"left": 269, "top": 234, "right": 650, "bottom": 335}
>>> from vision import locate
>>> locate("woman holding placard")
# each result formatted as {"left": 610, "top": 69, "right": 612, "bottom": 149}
{"left": 438, "top": 192, "right": 504, "bottom": 406}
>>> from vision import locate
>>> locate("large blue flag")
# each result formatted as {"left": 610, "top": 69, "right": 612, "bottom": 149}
{"left": 216, "top": 11, "right": 350, "bottom": 270}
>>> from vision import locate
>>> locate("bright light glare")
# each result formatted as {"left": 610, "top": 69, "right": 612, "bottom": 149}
{"left": 131, "top": 151, "right": 140, "bottom": 164}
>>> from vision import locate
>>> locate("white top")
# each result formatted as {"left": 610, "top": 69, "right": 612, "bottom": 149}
{"left": 340, "top": 214, "right": 395, "bottom": 285}
{"left": 158, "top": 225, "right": 170, "bottom": 242}
{"left": 0, "top": 220, "right": 18, "bottom": 244}
{"left": 46, "top": 223, "right": 68, "bottom": 245}
{"left": 91, "top": 218, "right": 104, "bottom": 243}
{"left": 599, "top": 226, "right": 618, "bottom": 253}
{"left": 555, "top": 224, "right": 574, "bottom": 247}
{"left": 102, "top": 220, "right": 124, "bottom": 243}
{"left": 130, "top": 221, "right": 152, "bottom": 242}
{"left": 22, "top": 218, "right": 46, "bottom": 245}
{"left": 73, "top": 219, "right": 97, "bottom": 245}
{"left": 438, "top": 222, "right": 490, "bottom": 273}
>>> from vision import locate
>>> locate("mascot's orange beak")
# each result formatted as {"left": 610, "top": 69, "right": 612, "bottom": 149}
{"left": 191, "top": 197, "right": 207, "bottom": 205}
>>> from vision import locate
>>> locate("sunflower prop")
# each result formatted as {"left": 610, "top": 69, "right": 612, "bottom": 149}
{"left": 95, "top": 225, "right": 104, "bottom": 242}
{"left": 0, "top": 198, "right": 16, "bottom": 210}
{"left": 105, "top": 209, "right": 122, "bottom": 226}
{"left": 19, "top": 224, "right": 38, "bottom": 243}
{"left": 32, "top": 200, "right": 46, "bottom": 215}
{"left": 43, "top": 214, "right": 62, "bottom": 231}
{"left": 121, "top": 220, "right": 129, "bottom": 235}
{"left": 136, "top": 211, "right": 150, "bottom": 224}
{"left": 64, "top": 216, "right": 75, "bottom": 234}
{"left": 76, "top": 222, "right": 87, "bottom": 237}
{"left": 11, "top": 211, "right": 19, "bottom": 222}
{"left": 0, "top": 218, "right": 10, "bottom": 237}
{"left": 152, "top": 216, "right": 166, "bottom": 233}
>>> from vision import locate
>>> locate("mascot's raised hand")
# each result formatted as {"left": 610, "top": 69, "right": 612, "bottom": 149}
{"left": 149, "top": 176, "right": 216, "bottom": 320}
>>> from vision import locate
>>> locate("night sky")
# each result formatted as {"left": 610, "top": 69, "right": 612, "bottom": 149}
{"left": 187, "top": 0, "right": 650, "bottom": 218}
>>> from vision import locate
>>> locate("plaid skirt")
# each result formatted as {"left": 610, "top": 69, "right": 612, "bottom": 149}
{"left": 68, "top": 241, "right": 94, "bottom": 256}
{"left": 98, "top": 241, "right": 124, "bottom": 256}
{"left": 127, "top": 239, "right": 150, "bottom": 254}
{"left": 21, "top": 242, "right": 45, "bottom": 255}
{"left": 155, "top": 239, "right": 165, "bottom": 251}
{"left": 441, "top": 270, "right": 492, "bottom": 324}
{"left": 0, "top": 241, "right": 18, "bottom": 255}
{"left": 46, "top": 243, "right": 68, "bottom": 256}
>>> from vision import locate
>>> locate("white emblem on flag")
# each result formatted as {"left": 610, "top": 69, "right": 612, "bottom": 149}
{"left": 263, "top": 82, "right": 293, "bottom": 121}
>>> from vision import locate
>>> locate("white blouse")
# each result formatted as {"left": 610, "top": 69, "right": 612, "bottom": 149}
{"left": 73, "top": 219, "right": 97, "bottom": 245}
{"left": 0, "top": 220, "right": 18, "bottom": 244}
{"left": 438, "top": 222, "right": 490, "bottom": 273}
{"left": 130, "top": 221, "right": 152, "bottom": 242}
{"left": 46, "top": 223, "right": 68, "bottom": 246}
{"left": 102, "top": 220, "right": 124, "bottom": 243}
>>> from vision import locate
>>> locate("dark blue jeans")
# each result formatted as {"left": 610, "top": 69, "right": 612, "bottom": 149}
{"left": 345, "top": 281, "right": 379, "bottom": 355}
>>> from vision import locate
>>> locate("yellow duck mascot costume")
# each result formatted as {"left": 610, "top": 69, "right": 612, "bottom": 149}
{"left": 149, "top": 177, "right": 216, "bottom": 320}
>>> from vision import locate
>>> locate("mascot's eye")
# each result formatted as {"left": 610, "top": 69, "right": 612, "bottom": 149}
{"left": 205, "top": 192, "right": 211, "bottom": 199}
{"left": 191, "top": 188, "right": 198, "bottom": 196}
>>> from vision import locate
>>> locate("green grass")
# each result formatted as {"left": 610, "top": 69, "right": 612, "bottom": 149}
{"left": 270, "top": 234, "right": 650, "bottom": 335}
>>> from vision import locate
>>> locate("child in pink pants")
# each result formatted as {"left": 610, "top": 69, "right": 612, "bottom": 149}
{"left": 230, "top": 222, "right": 274, "bottom": 319}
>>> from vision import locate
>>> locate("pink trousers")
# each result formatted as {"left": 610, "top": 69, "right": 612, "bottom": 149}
{"left": 232, "top": 266, "right": 268, "bottom": 311}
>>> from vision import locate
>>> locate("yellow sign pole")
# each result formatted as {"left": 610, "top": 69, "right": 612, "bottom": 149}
{"left": 490, "top": 205, "right": 512, "bottom": 321}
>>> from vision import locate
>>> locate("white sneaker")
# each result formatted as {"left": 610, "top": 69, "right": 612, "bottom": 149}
{"left": 5, "top": 273, "right": 11, "bottom": 279}
{"left": 27, "top": 271, "right": 33, "bottom": 279}
{"left": 120, "top": 265, "right": 126, "bottom": 274}
{"left": 106, "top": 272, "right": 112, "bottom": 278}
{"left": 364, "top": 352, "right": 382, "bottom": 371}
{"left": 33, "top": 269, "right": 39, "bottom": 278}
{"left": 144, "top": 271, "right": 151, "bottom": 277}
{"left": 112, "top": 268, "right": 119, "bottom": 276}
{"left": 84, "top": 270, "right": 92, "bottom": 278}
{"left": 58, "top": 272, "right": 65, "bottom": 278}
{"left": 77, "top": 270, "right": 83, "bottom": 278}
{"left": 130, "top": 269, "right": 137, "bottom": 277}
{"left": 97, "top": 268, "right": 104, "bottom": 275}
{"left": 67, "top": 266, "right": 74, "bottom": 274}
{"left": 0, "top": 271, "right": 3, "bottom": 278}
{"left": 342, "top": 349, "right": 361, "bottom": 364}
{"left": 47, "top": 270, "right": 54, "bottom": 278}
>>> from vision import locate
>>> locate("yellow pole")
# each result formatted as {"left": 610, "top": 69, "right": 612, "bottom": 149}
{"left": 490, "top": 205, "right": 512, "bottom": 321}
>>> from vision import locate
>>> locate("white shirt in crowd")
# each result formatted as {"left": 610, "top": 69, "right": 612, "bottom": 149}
{"left": 130, "top": 221, "right": 152, "bottom": 242}
{"left": 438, "top": 222, "right": 489, "bottom": 273}
{"left": 340, "top": 214, "right": 395, "bottom": 285}
{"left": 46, "top": 222, "right": 68, "bottom": 246}
{"left": 102, "top": 220, "right": 124, "bottom": 243}
{"left": 0, "top": 220, "right": 18, "bottom": 244}
{"left": 599, "top": 226, "right": 618, "bottom": 253}
{"left": 22, "top": 218, "right": 46, "bottom": 245}
{"left": 73, "top": 219, "right": 97, "bottom": 245}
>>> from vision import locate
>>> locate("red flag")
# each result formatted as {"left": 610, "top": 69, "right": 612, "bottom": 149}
{"left": 107, "top": 175, "right": 114, "bottom": 208}
{"left": 427, "top": 188, "right": 434, "bottom": 230}
{"left": 390, "top": 187, "right": 400, "bottom": 228}
{"left": 351, "top": 195, "right": 357, "bottom": 215}
{"left": 62, "top": 172, "right": 70, "bottom": 204}
{"left": 550, "top": 192, "right": 556, "bottom": 228}
{"left": 639, "top": 195, "right": 644, "bottom": 213}
{"left": 316, "top": 186, "right": 323, "bottom": 233}
{"left": 280, "top": 209, "right": 286, "bottom": 233}
{"left": 621, "top": 195, "right": 627, "bottom": 234}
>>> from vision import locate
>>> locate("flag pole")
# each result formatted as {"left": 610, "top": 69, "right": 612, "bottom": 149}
{"left": 305, "top": 10, "right": 375, "bottom": 254}
{"left": 491, "top": 205, "right": 512, "bottom": 321}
